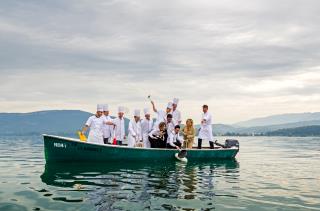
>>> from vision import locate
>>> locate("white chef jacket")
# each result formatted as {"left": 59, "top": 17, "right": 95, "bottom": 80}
{"left": 167, "top": 131, "right": 184, "bottom": 147}
{"left": 85, "top": 115, "right": 106, "bottom": 144}
{"left": 166, "top": 121, "right": 175, "bottom": 135}
{"left": 198, "top": 112, "right": 213, "bottom": 142}
{"left": 172, "top": 109, "right": 182, "bottom": 125}
{"left": 128, "top": 119, "right": 142, "bottom": 147}
{"left": 141, "top": 118, "right": 153, "bottom": 148}
{"left": 102, "top": 115, "right": 113, "bottom": 139}
{"left": 154, "top": 110, "right": 172, "bottom": 127}
{"left": 112, "top": 117, "right": 126, "bottom": 141}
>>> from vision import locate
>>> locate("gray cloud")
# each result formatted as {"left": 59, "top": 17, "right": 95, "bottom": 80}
{"left": 0, "top": 0, "right": 320, "bottom": 123}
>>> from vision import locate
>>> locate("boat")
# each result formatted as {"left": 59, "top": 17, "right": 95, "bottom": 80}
{"left": 43, "top": 134, "right": 239, "bottom": 163}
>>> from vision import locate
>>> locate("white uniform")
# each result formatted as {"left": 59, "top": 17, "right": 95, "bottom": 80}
{"left": 172, "top": 109, "right": 181, "bottom": 125}
{"left": 85, "top": 115, "right": 105, "bottom": 144}
{"left": 128, "top": 120, "right": 142, "bottom": 147}
{"left": 112, "top": 117, "right": 126, "bottom": 142}
{"left": 198, "top": 112, "right": 213, "bottom": 142}
{"left": 166, "top": 121, "right": 175, "bottom": 135}
{"left": 154, "top": 110, "right": 168, "bottom": 126}
{"left": 141, "top": 119, "right": 153, "bottom": 148}
{"left": 167, "top": 131, "right": 184, "bottom": 147}
{"left": 102, "top": 115, "right": 113, "bottom": 142}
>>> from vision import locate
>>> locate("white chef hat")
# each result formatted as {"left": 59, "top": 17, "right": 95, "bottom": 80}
{"left": 118, "top": 106, "right": 125, "bottom": 113}
{"left": 134, "top": 109, "right": 140, "bottom": 117}
{"left": 97, "top": 104, "right": 104, "bottom": 112}
{"left": 144, "top": 108, "right": 150, "bottom": 115}
{"left": 167, "top": 102, "right": 173, "bottom": 109}
{"left": 173, "top": 98, "right": 179, "bottom": 105}
{"left": 102, "top": 104, "right": 109, "bottom": 111}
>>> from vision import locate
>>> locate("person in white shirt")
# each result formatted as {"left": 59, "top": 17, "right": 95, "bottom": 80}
{"left": 167, "top": 125, "right": 184, "bottom": 149}
{"left": 128, "top": 109, "right": 142, "bottom": 147}
{"left": 165, "top": 114, "right": 175, "bottom": 135}
{"left": 102, "top": 104, "right": 113, "bottom": 144}
{"left": 198, "top": 105, "right": 214, "bottom": 149}
{"left": 150, "top": 101, "right": 173, "bottom": 127}
{"left": 172, "top": 98, "right": 182, "bottom": 125}
{"left": 141, "top": 108, "right": 153, "bottom": 148}
{"left": 148, "top": 122, "right": 167, "bottom": 148}
{"left": 81, "top": 104, "right": 114, "bottom": 145}
{"left": 112, "top": 106, "right": 126, "bottom": 145}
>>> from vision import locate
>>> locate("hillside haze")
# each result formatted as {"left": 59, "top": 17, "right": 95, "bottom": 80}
{"left": 0, "top": 110, "right": 129, "bottom": 136}
{"left": 234, "top": 112, "right": 320, "bottom": 127}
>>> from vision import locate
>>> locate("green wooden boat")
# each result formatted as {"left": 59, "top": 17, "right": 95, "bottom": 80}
{"left": 43, "top": 134, "right": 239, "bottom": 163}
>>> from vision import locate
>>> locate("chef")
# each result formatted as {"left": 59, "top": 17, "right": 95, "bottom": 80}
{"left": 141, "top": 108, "right": 153, "bottom": 148}
{"left": 102, "top": 104, "right": 113, "bottom": 144}
{"left": 150, "top": 101, "right": 173, "bottom": 127}
{"left": 128, "top": 109, "right": 142, "bottom": 147}
{"left": 112, "top": 106, "right": 126, "bottom": 145}
{"left": 198, "top": 104, "right": 214, "bottom": 149}
{"left": 172, "top": 98, "right": 182, "bottom": 125}
{"left": 81, "top": 104, "right": 111, "bottom": 145}
{"left": 166, "top": 125, "right": 184, "bottom": 149}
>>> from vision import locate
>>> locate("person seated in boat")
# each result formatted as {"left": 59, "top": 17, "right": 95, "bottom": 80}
{"left": 102, "top": 104, "right": 113, "bottom": 144}
{"left": 198, "top": 105, "right": 214, "bottom": 149}
{"left": 167, "top": 125, "right": 183, "bottom": 149}
{"left": 141, "top": 108, "right": 153, "bottom": 148}
{"left": 148, "top": 122, "right": 167, "bottom": 148}
{"left": 128, "top": 109, "right": 142, "bottom": 147}
{"left": 111, "top": 106, "right": 126, "bottom": 145}
{"left": 182, "top": 119, "right": 195, "bottom": 149}
{"left": 150, "top": 100, "right": 173, "bottom": 127}
{"left": 81, "top": 104, "right": 114, "bottom": 145}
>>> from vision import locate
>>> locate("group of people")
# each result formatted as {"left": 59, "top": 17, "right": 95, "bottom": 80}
{"left": 81, "top": 98, "right": 214, "bottom": 149}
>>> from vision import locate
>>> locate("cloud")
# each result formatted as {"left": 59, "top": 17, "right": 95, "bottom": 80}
{"left": 0, "top": 0, "right": 320, "bottom": 123}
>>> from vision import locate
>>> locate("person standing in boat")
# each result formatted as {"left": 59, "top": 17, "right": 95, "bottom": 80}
{"left": 150, "top": 101, "right": 173, "bottom": 127}
{"left": 172, "top": 98, "right": 182, "bottom": 125}
{"left": 128, "top": 109, "right": 142, "bottom": 147}
{"left": 141, "top": 108, "right": 153, "bottom": 148}
{"left": 182, "top": 119, "right": 196, "bottom": 148}
{"left": 112, "top": 106, "right": 126, "bottom": 145}
{"left": 167, "top": 125, "right": 183, "bottom": 149}
{"left": 198, "top": 105, "right": 214, "bottom": 149}
{"left": 81, "top": 104, "right": 113, "bottom": 145}
{"left": 166, "top": 114, "right": 175, "bottom": 136}
{"left": 148, "top": 122, "right": 167, "bottom": 148}
{"left": 102, "top": 104, "right": 113, "bottom": 144}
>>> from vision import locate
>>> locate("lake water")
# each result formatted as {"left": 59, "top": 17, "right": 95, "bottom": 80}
{"left": 0, "top": 136, "right": 319, "bottom": 211}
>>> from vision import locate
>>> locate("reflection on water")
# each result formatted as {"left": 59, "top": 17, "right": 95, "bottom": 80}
{"left": 1, "top": 136, "right": 320, "bottom": 211}
{"left": 41, "top": 160, "right": 239, "bottom": 210}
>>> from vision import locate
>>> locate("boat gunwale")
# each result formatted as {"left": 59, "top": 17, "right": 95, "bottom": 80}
{"left": 43, "top": 134, "right": 239, "bottom": 152}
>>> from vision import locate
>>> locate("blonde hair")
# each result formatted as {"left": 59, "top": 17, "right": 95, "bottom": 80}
{"left": 186, "top": 119, "right": 193, "bottom": 128}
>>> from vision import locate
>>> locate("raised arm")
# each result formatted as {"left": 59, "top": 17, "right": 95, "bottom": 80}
{"left": 151, "top": 101, "right": 158, "bottom": 113}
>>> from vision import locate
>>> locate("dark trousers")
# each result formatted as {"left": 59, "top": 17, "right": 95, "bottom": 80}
{"left": 149, "top": 136, "right": 166, "bottom": 148}
{"left": 198, "top": 139, "right": 214, "bottom": 149}
{"left": 117, "top": 140, "right": 122, "bottom": 145}
{"left": 103, "top": 138, "right": 109, "bottom": 144}
{"left": 166, "top": 141, "right": 182, "bottom": 149}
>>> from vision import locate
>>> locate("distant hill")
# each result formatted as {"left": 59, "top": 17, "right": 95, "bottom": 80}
{"left": 1, "top": 110, "right": 320, "bottom": 137}
{"left": 265, "top": 125, "right": 320, "bottom": 137}
{"left": 234, "top": 112, "right": 320, "bottom": 127}
{"left": 0, "top": 110, "right": 130, "bottom": 136}
{"left": 235, "top": 120, "right": 320, "bottom": 134}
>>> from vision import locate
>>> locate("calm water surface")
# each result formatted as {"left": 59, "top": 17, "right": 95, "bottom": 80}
{"left": 0, "top": 136, "right": 319, "bottom": 211}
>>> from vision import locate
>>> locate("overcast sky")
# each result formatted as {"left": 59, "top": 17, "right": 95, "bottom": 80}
{"left": 0, "top": 0, "right": 320, "bottom": 123}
